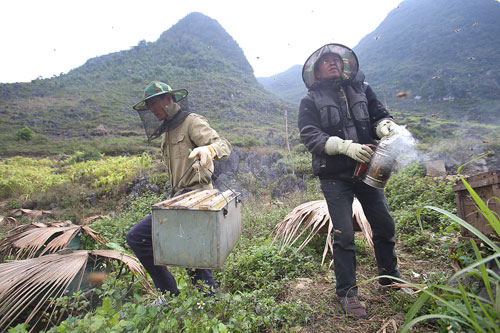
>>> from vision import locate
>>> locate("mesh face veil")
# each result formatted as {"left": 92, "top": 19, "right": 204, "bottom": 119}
{"left": 302, "top": 43, "right": 359, "bottom": 89}
{"left": 132, "top": 81, "right": 190, "bottom": 141}
{"left": 136, "top": 98, "right": 190, "bottom": 141}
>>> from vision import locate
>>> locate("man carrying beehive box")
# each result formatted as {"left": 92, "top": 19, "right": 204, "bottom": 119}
{"left": 126, "top": 81, "right": 232, "bottom": 300}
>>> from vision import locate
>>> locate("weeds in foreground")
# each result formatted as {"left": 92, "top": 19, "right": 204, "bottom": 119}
{"left": 400, "top": 157, "right": 500, "bottom": 332}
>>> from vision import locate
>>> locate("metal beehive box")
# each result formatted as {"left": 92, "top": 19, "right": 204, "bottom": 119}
{"left": 152, "top": 189, "right": 241, "bottom": 269}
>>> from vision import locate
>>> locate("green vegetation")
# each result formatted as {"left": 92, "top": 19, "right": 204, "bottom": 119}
{"left": 400, "top": 161, "right": 500, "bottom": 332}
{"left": 0, "top": 12, "right": 296, "bottom": 157}
{"left": 0, "top": 152, "right": 161, "bottom": 222}
{"left": 2, "top": 153, "right": 493, "bottom": 332}
{"left": 15, "top": 127, "right": 34, "bottom": 141}
{"left": 4, "top": 153, "right": 497, "bottom": 332}
{"left": 2, "top": 3, "right": 500, "bottom": 331}
{"left": 385, "top": 163, "right": 457, "bottom": 259}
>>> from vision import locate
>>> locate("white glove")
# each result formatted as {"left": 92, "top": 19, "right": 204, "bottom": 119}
{"left": 324, "top": 136, "right": 373, "bottom": 163}
{"left": 376, "top": 119, "right": 397, "bottom": 138}
{"left": 188, "top": 145, "right": 216, "bottom": 169}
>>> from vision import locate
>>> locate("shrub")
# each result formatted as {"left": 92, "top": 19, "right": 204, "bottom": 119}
{"left": 16, "top": 126, "right": 34, "bottom": 141}
{"left": 84, "top": 192, "right": 162, "bottom": 249}
{"left": 400, "top": 161, "right": 500, "bottom": 333}
{"left": 218, "top": 238, "right": 315, "bottom": 293}
{"left": 231, "top": 135, "right": 262, "bottom": 148}
{"left": 64, "top": 150, "right": 103, "bottom": 165}
{"left": 385, "top": 163, "right": 456, "bottom": 234}
{"left": 0, "top": 156, "right": 66, "bottom": 199}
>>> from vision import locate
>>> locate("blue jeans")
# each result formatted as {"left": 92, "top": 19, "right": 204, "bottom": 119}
{"left": 320, "top": 178, "right": 400, "bottom": 297}
{"left": 126, "top": 192, "right": 216, "bottom": 296}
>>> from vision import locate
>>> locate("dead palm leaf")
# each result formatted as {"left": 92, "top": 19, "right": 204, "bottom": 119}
{"left": 271, "top": 198, "right": 374, "bottom": 265}
{"left": 0, "top": 222, "right": 107, "bottom": 260}
{"left": 352, "top": 197, "right": 374, "bottom": 254}
{"left": 0, "top": 249, "right": 154, "bottom": 332}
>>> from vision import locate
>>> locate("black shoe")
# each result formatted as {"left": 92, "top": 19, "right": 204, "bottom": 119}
{"left": 379, "top": 274, "right": 402, "bottom": 289}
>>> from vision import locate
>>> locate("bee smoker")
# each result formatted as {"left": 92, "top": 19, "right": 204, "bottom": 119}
{"left": 354, "top": 135, "right": 398, "bottom": 189}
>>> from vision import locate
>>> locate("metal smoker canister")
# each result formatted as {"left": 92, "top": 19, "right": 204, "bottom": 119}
{"left": 362, "top": 137, "right": 397, "bottom": 189}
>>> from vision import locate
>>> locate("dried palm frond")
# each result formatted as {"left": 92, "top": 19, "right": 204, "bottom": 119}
{"left": 271, "top": 198, "right": 374, "bottom": 265}
{"left": 0, "top": 249, "right": 154, "bottom": 332}
{"left": 0, "top": 221, "right": 107, "bottom": 260}
{"left": 352, "top": 198, "right": 374, "bottom": 254}
{"left": 0, "top": 216, "right": 17, "bottom": 227}
{"left": 7, "top": 209, "right": 53, "bottom": 219}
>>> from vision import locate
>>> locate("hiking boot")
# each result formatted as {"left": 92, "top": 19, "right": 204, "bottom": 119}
{"left": 338, "top": 295, "right": 368, "bottom": 319}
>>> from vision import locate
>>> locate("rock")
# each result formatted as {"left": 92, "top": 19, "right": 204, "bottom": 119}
{"left": 214, "top": 149, "right": 240, "bottom": 177}
{"left": 271, "top": 174, "right": 307, "bottom": 198}
{"left": 127, "top": 175, "right": 161, "bottom": 197}
{"left": 293, "top": 278, "right": 313, "bottom": 290}
{"left": 93, "top": 124, "right": 107, "bottom": 136}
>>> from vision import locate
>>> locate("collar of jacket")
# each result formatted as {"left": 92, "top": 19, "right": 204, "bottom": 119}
{"left": 149, "top": 103, "right": 191, "bottom": 141}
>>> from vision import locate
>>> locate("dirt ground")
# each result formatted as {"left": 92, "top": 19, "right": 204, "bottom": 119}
{"left": 284, "top": 238, "right": 454, "bottom": 333}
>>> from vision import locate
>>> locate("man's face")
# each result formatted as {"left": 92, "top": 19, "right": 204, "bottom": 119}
{"left": 146, "top": 94, "right": 173, "bottom": 120}
{"left": 315, "top": 53, "right": 343, "bottom": 80}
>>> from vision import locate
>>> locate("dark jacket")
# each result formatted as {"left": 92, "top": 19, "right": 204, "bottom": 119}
{"left": 298, "top": 75, "right": 391, "bottom": 179}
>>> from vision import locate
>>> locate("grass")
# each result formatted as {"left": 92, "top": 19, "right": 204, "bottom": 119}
{"left": 399, "top": 157, "right": 500, "bottom": 332}
{"left": 1, "top": 155, "right": 497, "bottom": 332}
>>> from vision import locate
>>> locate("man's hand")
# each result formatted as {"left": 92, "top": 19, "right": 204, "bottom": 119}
{"left": 325, "top": 136, "right": 373, "bottom": 163}
{"left": 188, "top": 145, "right": 216, "bottom": 169}
{"left": 376, "top": 119, "right": 397, "bottom": 138}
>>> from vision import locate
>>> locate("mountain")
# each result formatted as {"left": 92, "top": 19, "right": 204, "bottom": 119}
{"left": 257, "top": 65, "right": 306, "bottom": 105}
{"left": 0, "top": 12, "right": 296, "bottom": 156}
{"left": 354, "top": 0, "right": 500, "bottom": 123}
{"left": 255, "top": 0, "right": 500, "bottom": 169}
{"left": 259, "top": 0, "right": 500, "bottom": 124}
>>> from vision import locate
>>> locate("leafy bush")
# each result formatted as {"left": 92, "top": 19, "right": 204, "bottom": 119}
{"left": 49, "top": 272, "right": 310, "bottom": 333}
{"left": 385, "top": 163, "right": 457, "bottom": 258}
{"left": 0, "top": 156, "right": 66, "bottom": 199}
{"left": 84, "top": 192, "right": 162, "bottom": 249}
{"left": 16, "top": 126, "right": 34, "bottom": 141}
{"left": 231, "top": 135, "right": 263, "bottom": 148}
{"left": 63, "top": 153, "right": 152, "bottom": 192}
{"left": 63, "top": 150, "right": 103, "bottom": 165}
{"left": 218, "top": 238, "right": 315, "bottom": 293}
{"left": 400, "top": 163, "right": 500, "bottom": 333}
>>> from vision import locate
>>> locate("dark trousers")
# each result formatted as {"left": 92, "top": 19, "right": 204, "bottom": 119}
{"left": 320, "top": 178, "right": 400, "bottom": 297}
{"left": 126, "top": 213, "right": 216, "bottom": 296}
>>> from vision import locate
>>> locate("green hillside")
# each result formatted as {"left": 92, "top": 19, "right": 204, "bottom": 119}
{"left": 257, "top": 65, "right": 306, "bottom": 105}
{"left": 258, "top": 0, "right": 500, "bottom": 122}
{"left": 0, "top": 12, "right": 296, "bottom": 156}
{"left": 354, "top": 0, "right": 500, "bottom": 122}
{"left": 254, "top": 0, "right": 500, "bottom": 169}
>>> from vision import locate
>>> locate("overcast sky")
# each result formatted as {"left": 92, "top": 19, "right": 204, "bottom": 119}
{"left": 0, "top": 0, "right": 403, "bottom": 83}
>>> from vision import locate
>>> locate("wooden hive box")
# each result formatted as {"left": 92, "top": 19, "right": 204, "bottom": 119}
{"left": 452, "top": 171, "right": 500, "bottom": 238}
{"left": 152, "top": 189, "right": 241, "bottom": 269}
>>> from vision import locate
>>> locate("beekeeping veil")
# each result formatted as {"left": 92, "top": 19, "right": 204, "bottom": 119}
{"left": 302, "top": 43, "right": 359, "bottom": 89}
{"left": 132, "top": 81, "right": 189, "bottom": 141}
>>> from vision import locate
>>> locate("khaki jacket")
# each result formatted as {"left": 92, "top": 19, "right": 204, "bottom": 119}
{"left": 161, "top": 111, "right": 231, "bottom": 195}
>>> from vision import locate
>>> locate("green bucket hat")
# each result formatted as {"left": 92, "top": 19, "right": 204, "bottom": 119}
{"left": 132, "top": 81, "right": 188, "bottom": 111}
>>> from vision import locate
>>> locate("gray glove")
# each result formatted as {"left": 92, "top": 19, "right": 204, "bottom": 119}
{"left": 324, "top": 136, "right": 373, "bottom": 163}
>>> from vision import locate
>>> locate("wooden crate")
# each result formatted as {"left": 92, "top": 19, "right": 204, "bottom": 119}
{"left": 452, "top": 171, "right": 500, "bottom": 238}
